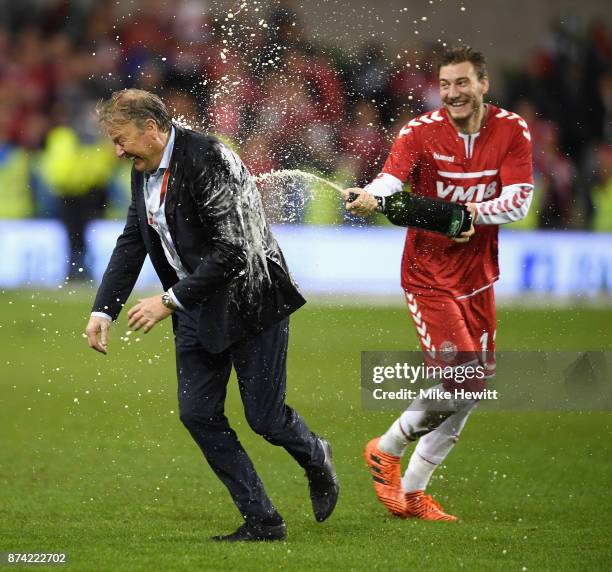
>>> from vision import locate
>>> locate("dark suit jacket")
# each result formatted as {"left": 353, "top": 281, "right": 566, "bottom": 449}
{"left": 92, "top": 126, "right": 306, "bottom": 353}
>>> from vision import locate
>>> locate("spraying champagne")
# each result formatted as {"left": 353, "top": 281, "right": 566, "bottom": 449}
{"left": 346, "top": 191, "right": 473, "bottom": 239}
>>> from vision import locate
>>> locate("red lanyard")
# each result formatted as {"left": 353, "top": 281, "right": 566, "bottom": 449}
{"left": 159, "top": 162, "right": 172, "bottom": 207}
{"left": 148, "top": 163, "right": 172, "bottom": 225}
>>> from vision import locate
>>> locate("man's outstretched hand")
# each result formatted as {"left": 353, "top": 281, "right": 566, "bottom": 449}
{"left": 342, "top": 188, "right": 378, "bottom": 216}
{"left": 127, "top": 295, "right": 173, "bottom": 333}
{"left": 85, "top": 315, "right": 111, "bottom": 354}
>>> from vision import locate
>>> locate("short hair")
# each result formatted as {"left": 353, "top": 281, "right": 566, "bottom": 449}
{"left": 96, "top": 89, "right": 172, "bottom": 132}
{"left": 437, "top": 46, "right": 488, "bottom": 80}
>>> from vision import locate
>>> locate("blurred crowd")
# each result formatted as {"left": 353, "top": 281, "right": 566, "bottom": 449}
{"left": 1, "top": 0, "right": 611, "bottom": 273}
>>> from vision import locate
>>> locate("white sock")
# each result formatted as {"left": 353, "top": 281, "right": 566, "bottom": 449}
{"left": 402, "top": 451, "right": 437, "bottom": 492}
{"left": 378, "top": 419, "right": 409, "bottom": 457}
{"left": 401, "top": 400, "right": 478, "bottom": 492}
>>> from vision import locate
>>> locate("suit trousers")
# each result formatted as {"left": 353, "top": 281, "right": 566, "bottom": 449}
{"left": 174, "top": 308, "right": 323, "bottom": 523}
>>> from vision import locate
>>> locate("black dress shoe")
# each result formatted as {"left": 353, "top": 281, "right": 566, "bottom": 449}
{"left": 305, "top": 438, "right": 340, "bottom": 522}
{"left": 211, "top": 521, "right": 287, "bottom": 542}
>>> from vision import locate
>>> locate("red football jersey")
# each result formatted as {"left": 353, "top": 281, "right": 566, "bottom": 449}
{"left": 377, "top": 104, "right": 533, "bottom": 298}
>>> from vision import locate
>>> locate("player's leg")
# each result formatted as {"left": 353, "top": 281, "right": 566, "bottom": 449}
{"left": 403, "top": 398, "right": 477, "bottom": 493}
{"left": 379, "top": 291, "right": 473, "bottom": 454}
{"left": 400, "top": 287, "right": 496, "bottom": 520}
{"left": 364, "top": 384, "right": 460, "bottom": 517}
{"left": 400, "top": 398, "right": 477, "bottom": 520}
{"left": 365, "top": 292, "right": 472, "bottom": 518}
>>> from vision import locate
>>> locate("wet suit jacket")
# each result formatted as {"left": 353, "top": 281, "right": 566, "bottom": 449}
{"left": 92, "top": 126, "right": 305, "bottom": 353}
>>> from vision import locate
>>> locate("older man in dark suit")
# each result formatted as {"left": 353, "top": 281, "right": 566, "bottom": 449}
{"left": 84, "top": 89, "right": 338, "bottom": 542}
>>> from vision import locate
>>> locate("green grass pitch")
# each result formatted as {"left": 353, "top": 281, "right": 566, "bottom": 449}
{"left": 1, "top": 290, "right": 611, "bottom": 571}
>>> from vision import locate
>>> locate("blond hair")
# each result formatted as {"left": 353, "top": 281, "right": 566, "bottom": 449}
{"left": 96, "top": 89, "right": 172, "bottom": 131}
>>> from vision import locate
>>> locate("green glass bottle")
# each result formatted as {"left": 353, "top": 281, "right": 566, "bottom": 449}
{"left": 348, "top": 191, "right": 472, "bottom": 237}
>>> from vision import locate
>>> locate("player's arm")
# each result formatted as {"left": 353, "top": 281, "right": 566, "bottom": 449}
{"left": 343, "top": 125, "right": 473, "bottom": 238}
{"left": 344, "top": 190, "right": 474, "bottom": 239}
{"left": 468, "top": 184, "right": 533, "bottom": 225}
{"left": 468, "top": 121, "right": 534, "bottom": 225}
{"left": 343, "top": 123, "right": 417, "bottom": 216}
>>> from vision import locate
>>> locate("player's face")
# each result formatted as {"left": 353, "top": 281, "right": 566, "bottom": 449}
{"left": 107, "top": 119, "right": 161, "bottom": 172}
{"left": 439, "top": 62, "right": 489, "bottom": 124}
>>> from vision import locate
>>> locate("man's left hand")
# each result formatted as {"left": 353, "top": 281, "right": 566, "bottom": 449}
{"left": 127, "top": 295, "right": 173, "bottom": 333}
{"left": 452, "top": 203, "right": 478, "bottom": 243}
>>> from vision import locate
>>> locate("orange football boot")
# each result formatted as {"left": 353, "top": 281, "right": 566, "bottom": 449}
{"left": 401, "top": 490, "right": 458, "bottom": 521}
{"left": 364, "top": 437, "right": 405, "bottom": 516}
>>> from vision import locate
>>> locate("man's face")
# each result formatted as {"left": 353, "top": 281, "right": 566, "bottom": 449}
{"left": 108, "top": 120, "right": 159, "bottom": 172}
{"left": 439, "top": 61, "right": 489, "bottom": 123}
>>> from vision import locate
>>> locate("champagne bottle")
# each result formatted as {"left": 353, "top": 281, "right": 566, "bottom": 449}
{"left": 347, "top": 191, "right": 472, "bottom": 238}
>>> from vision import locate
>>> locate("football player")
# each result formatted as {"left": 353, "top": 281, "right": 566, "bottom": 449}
{"left": 344, "top": 46, "right": 534, "bottom": 521}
